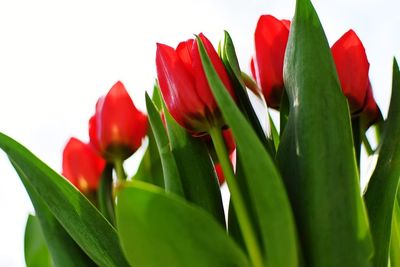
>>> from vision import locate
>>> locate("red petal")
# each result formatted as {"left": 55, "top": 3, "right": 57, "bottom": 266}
{"left": 331, "top": 30, "right": 370, "bottom": 113}
{"left": 62, "top": 137, "right": 105, "bottom": 191}
{"left": 362, "top": 82, "right": 381, "bottom": 128}
{"left": 191, "top": 33, "right": 235, "bottom": 113}
{"left": 156, "top": 43, "right": 205, "bottom": 128}
{"left": 250, "top": 57, "right": 256, "bottom": 79}
{"left": 96, "top": 81, "right": 147, "bottom": 155}
{"left": 254, "top": 15, "right": 289, "bottom": 108}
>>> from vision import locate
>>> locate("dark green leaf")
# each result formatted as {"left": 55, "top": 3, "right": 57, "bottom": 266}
{"left": 116, "top": 181, "right": 250, "bottom": 267}
{"left": 198, "top": 35, "right": 299, "bottom": 267}
{"left": 221, "top": 31, "right": 275, "bottom": 157}
{"left": 161, "top": 92, "right": 225, "bottom": 226}
{"left": 276, "top": 0, "right": 373, "bottom": 266}
{"left": 365, "top": 59, "right": 400, "bottom": 267}
{"left": 0, "top": 132, "right": 129, "bottom": 267}
{"left": 24, "top": 215, "right": 52, "bottom": 267}
{"left": 390, "top": 198, "right": 400, "bottom": 267}
{"left": 145, "top": 93, "right": 184, "bottom": 196}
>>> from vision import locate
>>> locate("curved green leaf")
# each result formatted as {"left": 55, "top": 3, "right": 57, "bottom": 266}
{"left": 24, "top": 215, "right": 52, "bottom": 267}
{"left": 198, "top": 35, "right": 299, "bottom": 267}
{"left": 145, "top": 93, "right": 184, "bottom": 196}
{"left": 116, "top": 181, "right": 250, "bottom": 267}
{"left": 161, "top": 93, "right": 225, "bottom": 226}
{"left": 276, "top": 0, "right": 373, "bottom": 266}
{"left": 0, "top": 132, "right": 129, "bottom": 267}
{"left": 365, "top": 59, "right": 400, "bottom": 267}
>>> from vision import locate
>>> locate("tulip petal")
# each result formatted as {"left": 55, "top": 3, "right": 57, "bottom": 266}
{"left": 254, "top": 15, "right": 289, "bottom": 108}
{"left": 332, "top": 30, "right": 370, "bottom": 113}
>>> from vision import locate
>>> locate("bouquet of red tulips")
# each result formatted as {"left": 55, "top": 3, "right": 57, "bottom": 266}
{"left": 2, "top": 0, "right": 400, "bottom": 266}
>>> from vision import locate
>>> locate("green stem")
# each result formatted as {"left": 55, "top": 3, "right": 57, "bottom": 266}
{"left": 209, "top": 127, "right": 264, "bottom": 267}
{"left": 114, "top": 158, "right": 126, "bottom": 183}
{"left": 98, "top": 164, "right": 115, "bottom": 225}
{"left": 362, "top": 132, "right": 374, "bottom": 156}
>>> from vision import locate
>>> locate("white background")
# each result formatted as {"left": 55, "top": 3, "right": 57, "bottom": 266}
{"left": 0, "top": 0, "right": 399, "bottom": 265}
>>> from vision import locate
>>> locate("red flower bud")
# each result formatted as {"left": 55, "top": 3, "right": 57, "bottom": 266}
{"left": 252, "top": 15, "right": 290, "bottom": 109}
{"left": 89, "top": 81, "right": 148, "bottom": 160}
{"left": 156, "top": 33, "right": 235, "bottom": 135}
{"left": 332, "top": 30, "right": 370, "bottom": 114}
{"left": 62, "top": 138, "right": 105, "bottom": 192}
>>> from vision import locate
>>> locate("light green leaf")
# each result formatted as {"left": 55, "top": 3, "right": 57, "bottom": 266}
{"left": 145, "top": 93, "right": 184, "bottom": 196}
{"left": 0, "top": 132, "right": 129, "bottom": 267}
{"left": 116, "top": 181, "right": 250, "bottom": 267}
{"left": 24, "top": 215, "right": 52, "bottom": 267}
{"left": 276, "top": 0, "right": 373, "bottom": 266}
{"left": 365, "top": 59, "right": 400, "bottom": 267}
{"left": 161, "top": 90, "right": 225, "bottom": 226}
{"left": 198, "top": 34, "right": 299, "bottom": 267}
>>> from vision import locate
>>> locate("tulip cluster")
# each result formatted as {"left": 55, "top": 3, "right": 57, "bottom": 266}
{"left": 11, "top": 2, "right": 399, "bottom": 267}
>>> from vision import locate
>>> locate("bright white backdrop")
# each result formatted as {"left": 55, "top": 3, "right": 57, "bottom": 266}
{"left": 0, "top": 0, "right": 399, "bottom": 266}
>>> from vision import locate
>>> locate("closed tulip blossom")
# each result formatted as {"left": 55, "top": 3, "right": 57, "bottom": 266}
{"left": 251, "top": 15, "right": 290, "bottom": 109}
{"left": 62, "top": 138, "right": 105, "bottom": 193}
{"left": 156, "top": 33, "right": 235, "bottom": 135}
{"left": 332, "top": 30, "right": 370, "bottom": 114}
{"left": 361, "top": 82, "right": 382, "bottom": 128}
{"left": 89, "top": 81, "right": 148, "bottom": 161}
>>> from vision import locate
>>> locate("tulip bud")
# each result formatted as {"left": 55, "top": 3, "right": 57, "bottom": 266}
{"left": 62, "top": 138, "right": 105, "bottom": 193}
{"left": 251, "top": 15, "right": 290, "bottom": 109}
{"left": 89, "top": 81, "right": 148, "bottom": 160}
{"left": 156, "top": 33, "right": 235, "bottom": 135}
{"left": 332, "top": 30, "right": 370, "bottom": 114}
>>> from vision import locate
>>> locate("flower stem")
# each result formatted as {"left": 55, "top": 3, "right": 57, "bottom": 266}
{"left": 114, "top": 158, "right": 126, "bottom": 183}
{"left": 98, "top": 163, "right": 115, "bottom": 225}
{"left": 362, "top": 132, "right": 374, "bottom": 155}
{"left": 209, "top": 127, "right": 264, "bottom": 267}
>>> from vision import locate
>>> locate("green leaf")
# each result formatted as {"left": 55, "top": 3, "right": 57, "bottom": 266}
{"left": 365, "top": 59, "right": 400, "bottom": 267}
{"left": 20, "top": 175, "right": 95, "bottom": 267}
{"left": 145, "top": 93, "right": 184, "bottom": 196}
{"left": 161, "top": 91, "right": 225, "bottom": 226}
{"left": 116, "top": 181, "right": 250, "bottom": 267}
{"left": 390, "top": 198, "right": 400, "bottom": 267}
{"left": 24, "top": 215, "right": 52, "bottom": 267}
{"left": 0, "top": 132, "right": 129, "bottom": 267}
{"left": 276, "top": 0, "right": 373, "bottom": 266}
{"left": 134, "top": 88, "right": 165, "bottom": 187}
{"left": 133, "top": 127, "right": 165, "bottom": 187}
{"left": 198, "top": 35, "right": 299, "bottom": 267}
{"left": 221, "top": 31, "right": 275, "bottom": 157}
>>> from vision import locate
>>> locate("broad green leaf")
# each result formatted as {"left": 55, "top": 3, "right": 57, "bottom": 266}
{"left": 221, "top": 31, "right": 275, "bottom": 156}
{"left": 0, "top": 132, "right": 129, "bottom": 267}
{"left": 145, "top": 93, "right": 184, "bottom": 196}
{"left": 161, "top": 91, "right": 225, "bottom": 226}
{"left": 20, "top": 175, "right": 95, "bottom": 267}
{"left": 276, "top": 0, "right": 373, "bottom": 266}
{"left": 198, "top": 35, "right": 299, "bottom": 267}
{"left": 365, "top": 59, "right": 400, "bottom": 267}
{"left": 116, "top": 181, "right": 250, "bottom": 267}
{"left": 24, "top": 215, "right": 52, "bottom": 267}
{"left": 390, "top": 199, "right": 400, "bottom": 267}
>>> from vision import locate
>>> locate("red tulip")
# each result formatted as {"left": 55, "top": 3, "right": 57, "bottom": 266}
{"left": 332, "top": 30, "right": 370, "bottom": 114}
{"left": 251, "top": 15, "right": 290, "bottom": 109}
{"left": 62, "top": 138, "right": 105, "bottom": 192}
{"left": 89, "top": 81, "right": 148, "bottom": 160}
{"left": 361, "top": 81, "right": 382, "bottom": 128}
{"left": 156, "top": 33, "right": 235, "bottom": 135}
